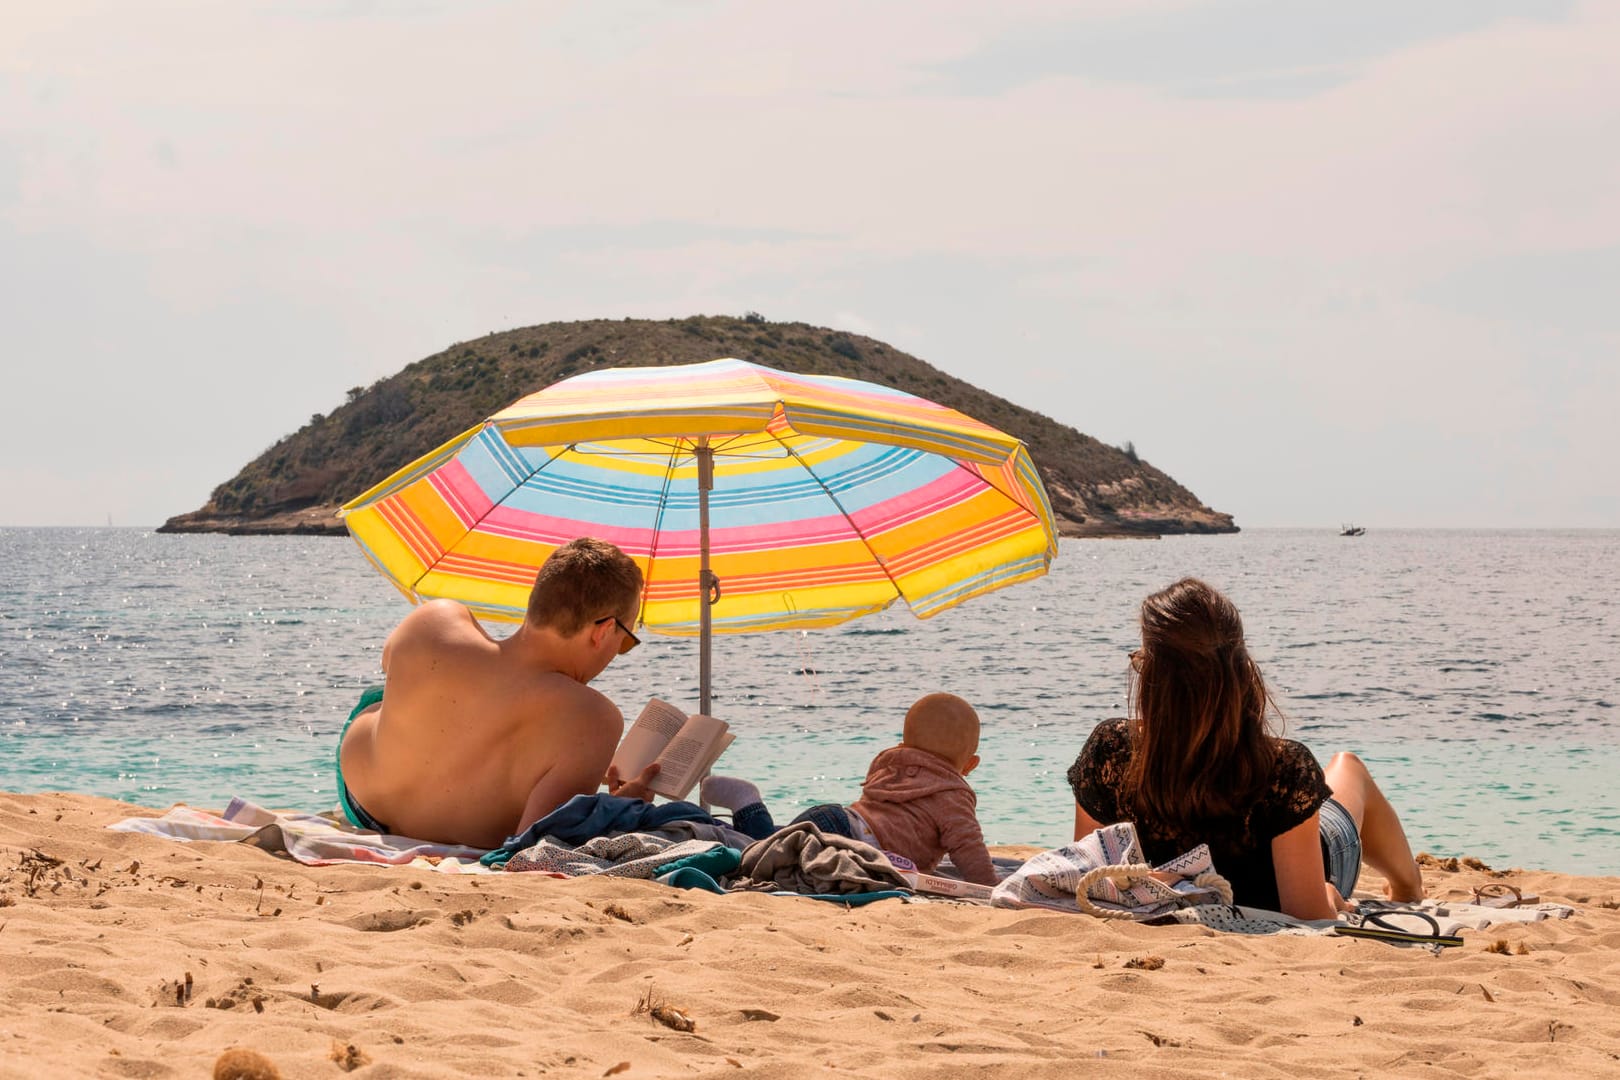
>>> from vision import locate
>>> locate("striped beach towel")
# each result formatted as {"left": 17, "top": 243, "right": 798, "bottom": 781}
{"left": 107, "top": 797, "right": 492, "bottom": 870}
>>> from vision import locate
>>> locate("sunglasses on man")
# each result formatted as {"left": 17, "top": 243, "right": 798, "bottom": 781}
{"left": 596, "top": 615, "right": 641, "bottom": 655}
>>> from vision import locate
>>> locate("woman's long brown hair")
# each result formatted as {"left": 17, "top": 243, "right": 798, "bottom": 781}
{"left": 1125, "top": 577, "right": 1279, "bottom": 833}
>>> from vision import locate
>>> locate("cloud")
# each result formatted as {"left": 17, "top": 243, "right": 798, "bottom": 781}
{"left": 928, "top": 0, "right": 1578, "bottom": 99}
{"left": 1, "top": 2, "right": 1617, "bottom": 525}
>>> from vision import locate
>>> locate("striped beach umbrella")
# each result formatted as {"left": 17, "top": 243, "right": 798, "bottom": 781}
{"left": 340, "top": 358, "right": 1058, "bottom": 711}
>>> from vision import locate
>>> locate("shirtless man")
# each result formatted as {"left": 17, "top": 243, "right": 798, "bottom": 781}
{"left": 336, "top": 537, "right": 657, "bottom": 849}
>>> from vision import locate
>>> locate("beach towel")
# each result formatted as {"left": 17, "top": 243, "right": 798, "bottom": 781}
{"left": 1145, "top": 904, "right": 1338, "bottom": 936}
{"left": 728, "top": 820, "right": 912, "bottom": 895}
{"left": 1355, "top": 897, "right": 1578, "bottom": 927}
{"left": 107, "top": 798, "right": 491, "bottom": 870}
{"left": 503, "top": 832, "right": 730, "bottom": 879}
{"left": 1148, "top": 903, "right": 1502, "bottom": 951}
{"left": 990, "top": 822, "right": 1227, "bottom": 917}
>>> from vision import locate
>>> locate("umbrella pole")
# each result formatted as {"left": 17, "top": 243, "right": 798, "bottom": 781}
{"left": 696, "top": 441, "right": 715, "bottom": 812}
{"left": 697, "top": 440, "right": 714, "bottom": 717}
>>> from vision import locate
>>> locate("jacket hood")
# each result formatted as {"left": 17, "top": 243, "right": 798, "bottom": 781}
{"left": 859, "top": 745, "right": 973, "bottom": 805}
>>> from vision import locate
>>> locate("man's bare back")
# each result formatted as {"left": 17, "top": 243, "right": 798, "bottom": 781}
{"left": 337, "top": 538, "right": 649, "bottom": 849}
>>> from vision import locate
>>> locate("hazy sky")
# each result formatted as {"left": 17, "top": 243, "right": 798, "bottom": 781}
{"left": 4, "top": 1, "right": 1616, "bottom": 528}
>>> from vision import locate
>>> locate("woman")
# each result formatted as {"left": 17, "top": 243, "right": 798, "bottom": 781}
{"left": 1067, "top": 578, "right": 1423, "bottom": 919}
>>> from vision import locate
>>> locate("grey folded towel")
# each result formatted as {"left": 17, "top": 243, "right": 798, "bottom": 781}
{"left": 729, "top": 820, "right": 910, "bottom": 895}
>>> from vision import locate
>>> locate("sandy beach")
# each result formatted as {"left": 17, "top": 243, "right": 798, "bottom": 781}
{"left": 2, "top": 790, "right": 1618, "bottom": 1079}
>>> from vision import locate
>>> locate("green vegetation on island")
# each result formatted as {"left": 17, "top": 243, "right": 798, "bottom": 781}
{"left": 159, "top": 316, "right": 1236, "bottom": 538}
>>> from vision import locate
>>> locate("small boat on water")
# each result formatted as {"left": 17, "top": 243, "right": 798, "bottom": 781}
{"left": 1339, "top": 524, "right": 1365, "bottom": 537}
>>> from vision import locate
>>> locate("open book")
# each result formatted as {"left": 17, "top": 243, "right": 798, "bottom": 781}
{"left": 609, "top": 698, "right": 734, "bottom": 802}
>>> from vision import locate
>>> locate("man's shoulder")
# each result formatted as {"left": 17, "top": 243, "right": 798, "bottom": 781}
{"left": 508, "top": 678, "right": 623, "bottom": 764}
{"left": 524, "top": 674, "right": 624, "bottom": 728}
{"left": 410, "top": 598, "right": 478, "bottom": 627}
{"left": 393, "top": 600, "right": 481, "bottom": 642}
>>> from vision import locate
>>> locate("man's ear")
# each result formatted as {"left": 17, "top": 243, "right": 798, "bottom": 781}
{"left": 586, "top": 617, "right": 611, "bottom": 650}
{"left": 961, "top": 753, "right": 980, "bottom": 777}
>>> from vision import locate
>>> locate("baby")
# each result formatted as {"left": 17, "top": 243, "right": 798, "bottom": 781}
{"left": 701, "top": 692, "right": 998, "bottom": 886}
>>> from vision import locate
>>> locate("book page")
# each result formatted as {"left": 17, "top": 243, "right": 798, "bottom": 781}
{"left": 608, "top": 698, "right": 689, "bottom": 780}
{"left": 648, "top": 713, "right": 731, "bottom": 800}
{"left": 656, "top": 731, "right": 736, "bottom": 801}
{"left": 693, "top": 731, "right": 735, "bottom": 783}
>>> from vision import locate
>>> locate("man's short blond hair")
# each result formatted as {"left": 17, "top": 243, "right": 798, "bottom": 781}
{"left": 901, "top": 693, "right": 980, "bottom": 769}
{"left": 525, "top": 537, "right": 643, "bottom": 635}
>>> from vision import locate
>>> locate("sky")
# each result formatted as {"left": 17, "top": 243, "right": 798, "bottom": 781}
{"left": 3, "top": 0, "right": 1617, "bottom": 529}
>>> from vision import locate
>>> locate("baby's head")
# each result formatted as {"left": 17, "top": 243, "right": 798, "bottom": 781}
{"left": 900, "top": 693, "right": 981, "bottom": 776}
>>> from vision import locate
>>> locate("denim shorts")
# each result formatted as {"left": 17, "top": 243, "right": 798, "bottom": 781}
{"left": 1318, "top": 796, "right": 1362, "bottom": 898}
{"left": 790, "top": 803, "right": 856, "bottom": 838}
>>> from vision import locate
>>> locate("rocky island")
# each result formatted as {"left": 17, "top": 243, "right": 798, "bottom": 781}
{"left": 159, "top": 316, "right": 1236, "bottom": 538}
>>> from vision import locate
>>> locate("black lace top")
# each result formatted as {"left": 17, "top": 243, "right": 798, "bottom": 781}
{"left": 1066, "top": 718, "right": 1332, "bottom": 911}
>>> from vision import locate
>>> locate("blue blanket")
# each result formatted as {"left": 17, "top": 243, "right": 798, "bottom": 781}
{"left": 482, "top": 794, "right": 720, "bottom": 867}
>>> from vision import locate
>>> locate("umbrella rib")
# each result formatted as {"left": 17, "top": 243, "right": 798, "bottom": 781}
{"left": 639, "top": 438, "right": 687, "bottom": 627}
{"left": 773, "top": 431, "right": 905, "bottom": 609}
{"left": 410, "top": 429, "right": 571, "bottom": 600}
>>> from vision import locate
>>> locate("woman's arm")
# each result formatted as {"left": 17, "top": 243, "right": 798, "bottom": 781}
{"left": 1067, "top": 720, "right": 1127, "bottom": 842}
{"left": 1271, "top": 813, "right": 1340, "bottom": 920}
{"left": 1074, "top": 804, "right": 1106, "bottom": 842}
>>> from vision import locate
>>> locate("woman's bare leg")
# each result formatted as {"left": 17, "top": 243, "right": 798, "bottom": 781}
{"left": 1324, "top": 751, "right": 1424, "bottom": 901}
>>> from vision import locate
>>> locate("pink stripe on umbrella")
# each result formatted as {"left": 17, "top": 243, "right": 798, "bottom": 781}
{"left": 427, "top": 460, "right": 497, "bottom": 528}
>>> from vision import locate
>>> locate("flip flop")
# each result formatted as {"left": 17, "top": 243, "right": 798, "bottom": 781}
{"left": 1334, "top": 909, "right": 1463, "bottom": 949}
{"left": 1473, "top": 883, "right": 1538, "bottom": 908}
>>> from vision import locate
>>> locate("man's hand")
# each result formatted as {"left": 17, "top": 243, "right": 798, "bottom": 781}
{"left": 604, "top": 761, "right": 661, "bottom": 802}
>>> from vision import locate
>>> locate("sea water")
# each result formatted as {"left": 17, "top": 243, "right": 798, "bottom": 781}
{"left": 2, "top": 527, "right": 1616, "bottom": 875}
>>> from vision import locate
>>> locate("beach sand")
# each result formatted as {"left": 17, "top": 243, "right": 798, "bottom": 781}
{"left": 2, "top": 791, "right": 1618, "bottom": 1079}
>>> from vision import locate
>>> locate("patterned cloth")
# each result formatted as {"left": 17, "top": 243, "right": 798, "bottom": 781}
{"left": 107, "top": 797, "right": 492, "bottom": 870}
{"left": 990, "top": 821, "right": 1223, "bottom": 916}
{"left": 503, "top": 833, "right": 728, "bottom": 879}
{"left": 1147, "top": 905, "right": 1336, "bottom": 936}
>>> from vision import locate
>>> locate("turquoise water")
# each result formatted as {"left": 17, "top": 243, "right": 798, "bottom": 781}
{"left": 3, "top": 527, "right": 1617, "bottom": 874}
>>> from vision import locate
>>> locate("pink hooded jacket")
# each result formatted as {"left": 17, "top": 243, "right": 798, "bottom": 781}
{"left": 848, "top": 745, "right": 997, "bottom": 886}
